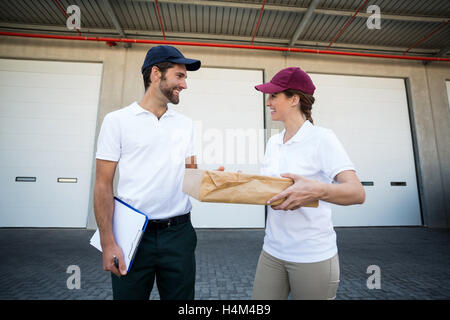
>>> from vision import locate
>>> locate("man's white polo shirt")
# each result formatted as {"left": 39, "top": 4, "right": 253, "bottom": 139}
{"left": 261, "top": 120, "right": 356, "bottom": 263}
{"left": 96, "top": 101, "right": 195, "bottom": 219}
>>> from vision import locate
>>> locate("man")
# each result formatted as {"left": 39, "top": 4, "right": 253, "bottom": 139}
{"left": 94, "top": 45, "right": 201, "bottom": 300}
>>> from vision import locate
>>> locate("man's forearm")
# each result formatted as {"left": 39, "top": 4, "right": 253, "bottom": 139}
{"left": 94, "top": 183, "right": 116, "bottom": 247}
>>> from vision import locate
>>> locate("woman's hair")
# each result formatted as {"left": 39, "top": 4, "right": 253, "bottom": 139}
{"left": 282, "top": 89, "right": 315, "bottom": 124}
{"left": 142, "top": 61, "right": 175, "bottom": 91}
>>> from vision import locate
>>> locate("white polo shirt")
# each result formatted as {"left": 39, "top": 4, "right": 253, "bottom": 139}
{"left": 96, "top": 101, "right": 195, "bottom": 219}
{"left": 261, "top": 120, "right": 355, "bottom": 263}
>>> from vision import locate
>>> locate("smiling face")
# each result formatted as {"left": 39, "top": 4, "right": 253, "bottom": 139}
{"left": 158, "top": 63, "right": 188, "bottom": 105}
{"left": 266, "top": 91, "right": 300, "bottom": 122}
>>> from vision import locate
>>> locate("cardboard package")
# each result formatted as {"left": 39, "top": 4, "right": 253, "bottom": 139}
{"left": 182, "top": 169, "right": 319, "bottom": 207}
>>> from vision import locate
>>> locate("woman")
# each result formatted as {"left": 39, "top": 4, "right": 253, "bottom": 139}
{"left": 252, "top": 67, "right": 366, "bottom": 300}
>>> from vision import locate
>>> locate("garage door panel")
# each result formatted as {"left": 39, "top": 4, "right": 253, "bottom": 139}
{"left": 1, "top": 166, "right": 91, "bottom": 194}
{"left": 0, "top": 133, "right": 92, "bottom": 151}
{"left": 0, "top": 59, "right": 102, "bottom": 228}
{"left": 192, "top": 68, "right": 260, "bottom": 82}
{"left": 0, "top": 101, "right": 96, "bottom": 120}
{"left": 190, "top": 200, "right": 266, "bottom": 228}
{"left": 183, "top": 97, "right": 261, "bottom": 131}
{"left": 330, "top": 187, "right": 421, "bottom": 227}
{"left": 0, "top": 70, "right": 102, "bottom": 89}
{"left": 0, "top": 59, "right": 103, "bottom": 75}
{"left": 0, "top": 86, "right": 100, "bottom": 105}
{"left": 1, "top": 150, "right": 93, "bottom": 168}
{"left": 3, "top": 183, "right": 86, "bottom": 207}
{"left": 2, "top": 207, "right": 86, "bottom": 228}
{"left": 186, "top": 79, "right": 258, "bottom": 95}
{"left": 311, "top": 73, "right": 421, "bottom": 226}
{"left": 0, "top": 117, "right": 96, "bottom": 136}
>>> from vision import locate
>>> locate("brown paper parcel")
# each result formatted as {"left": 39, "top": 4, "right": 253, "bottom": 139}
{"left": 182, "top": 169, "right": 318, "bottom": 208}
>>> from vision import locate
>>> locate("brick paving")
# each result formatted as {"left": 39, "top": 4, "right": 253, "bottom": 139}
{"left": 0, "top": 227, "right": 449, "bottom": 300}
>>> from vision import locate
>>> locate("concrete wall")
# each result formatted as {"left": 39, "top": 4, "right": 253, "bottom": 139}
{"left": 0, "top": 36, "right": 449, "bottom": 228}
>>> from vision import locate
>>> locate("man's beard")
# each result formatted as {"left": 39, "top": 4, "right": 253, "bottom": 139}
{"left": 159, "top": 79, "right": 180, "bottom": 105}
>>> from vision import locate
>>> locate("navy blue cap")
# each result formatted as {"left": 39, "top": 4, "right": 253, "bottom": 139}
{"left": 141, "top": 45, "right": 201, "bottom": 74}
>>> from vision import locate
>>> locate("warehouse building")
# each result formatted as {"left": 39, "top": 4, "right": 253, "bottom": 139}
{"left": 0, "top": 0, "right": 449, "bottom": 229}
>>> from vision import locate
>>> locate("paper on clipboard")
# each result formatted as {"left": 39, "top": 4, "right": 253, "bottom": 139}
{"left": 90, "top": 197, "right": 148, "bottom": 272}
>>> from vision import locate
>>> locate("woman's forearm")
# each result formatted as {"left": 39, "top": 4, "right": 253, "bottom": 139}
{"left": 320, "top": 181, "right": 365, "bottom": 206}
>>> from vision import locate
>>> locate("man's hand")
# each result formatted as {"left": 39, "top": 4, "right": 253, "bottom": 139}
{"left": 185, "top": 156, "right": 198, "bottom": 169}
{"left": 102, "top": 243, "right": 127, "bottom": 277}
{"left": 267, "top": 173, "right": 324, "bottom": 211}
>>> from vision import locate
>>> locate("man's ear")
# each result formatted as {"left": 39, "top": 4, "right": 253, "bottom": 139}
{"left": 150, "top": 65, "right": 161, "bottom": 83}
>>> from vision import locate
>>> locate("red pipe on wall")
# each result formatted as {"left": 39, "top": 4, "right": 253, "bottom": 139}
{"left": 251, "top": 0, "right": 266, "bottom": 46}
{"left": 1, "top": 31, "right": 449, "bottom": 62}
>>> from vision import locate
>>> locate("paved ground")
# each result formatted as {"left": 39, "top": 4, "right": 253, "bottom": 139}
{"left": 0, "top": 227, "right": 449, "bottom": 300}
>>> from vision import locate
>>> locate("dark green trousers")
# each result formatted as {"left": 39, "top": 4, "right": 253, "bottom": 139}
{"left": 111, "top": 219, "right": 197, "bottom": 300}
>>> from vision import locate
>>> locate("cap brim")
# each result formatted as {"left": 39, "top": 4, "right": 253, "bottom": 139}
{"left": 170, "top": 57, "right": 201, "bottom": 71}
{"left": 254, "top": 82, "right": 286, "bottom": 94}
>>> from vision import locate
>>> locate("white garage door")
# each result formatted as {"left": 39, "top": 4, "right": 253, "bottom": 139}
{"left": 310, "top": 73, "right": 422, "bottom": 226}
{"left": 0, "top": 59, "right": 102, "bottom": 227}
{"left": 173, "top": 67, "right": 265, "bottom": 228}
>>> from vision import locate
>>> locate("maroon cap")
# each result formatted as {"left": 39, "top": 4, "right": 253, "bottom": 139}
{"left": 255, "top": 67, "right": 316, "bottom": 95}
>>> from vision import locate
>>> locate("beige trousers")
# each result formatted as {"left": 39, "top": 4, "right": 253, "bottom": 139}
{"left": 252, "top": 250, "right": 340, "bottom": 300}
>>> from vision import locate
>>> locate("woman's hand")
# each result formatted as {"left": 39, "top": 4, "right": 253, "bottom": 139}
{"left": 268, "top": 170, "right": 365, "bottom": 210}
{"left": 267, "top": 173, "right": 324, "bottom": 211}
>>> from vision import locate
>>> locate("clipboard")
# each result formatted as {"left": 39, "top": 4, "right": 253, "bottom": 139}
{"left": 90, "top": 197, "right": 149, "bottom": 272}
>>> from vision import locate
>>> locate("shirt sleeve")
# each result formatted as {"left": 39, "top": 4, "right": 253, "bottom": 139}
{"left": 95, "top": 113, "right": 121, "bottom": 162}
{"left": 318, "top": 129, "right": 355, "bottom": 181}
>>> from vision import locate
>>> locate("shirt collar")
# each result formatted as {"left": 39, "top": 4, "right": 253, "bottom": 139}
{"left": 129, "top": 101, "right": 175, "bottom": 118}
{"left": 277, "top": 120, "right": 313, "bottom": 145}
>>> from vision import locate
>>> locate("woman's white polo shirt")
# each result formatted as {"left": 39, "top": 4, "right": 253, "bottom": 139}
{"left": 261, "top": 120, "right": 355, "bottom": 263}
{"left": 95, "top": 101, "right": 195, "bottom": 219}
